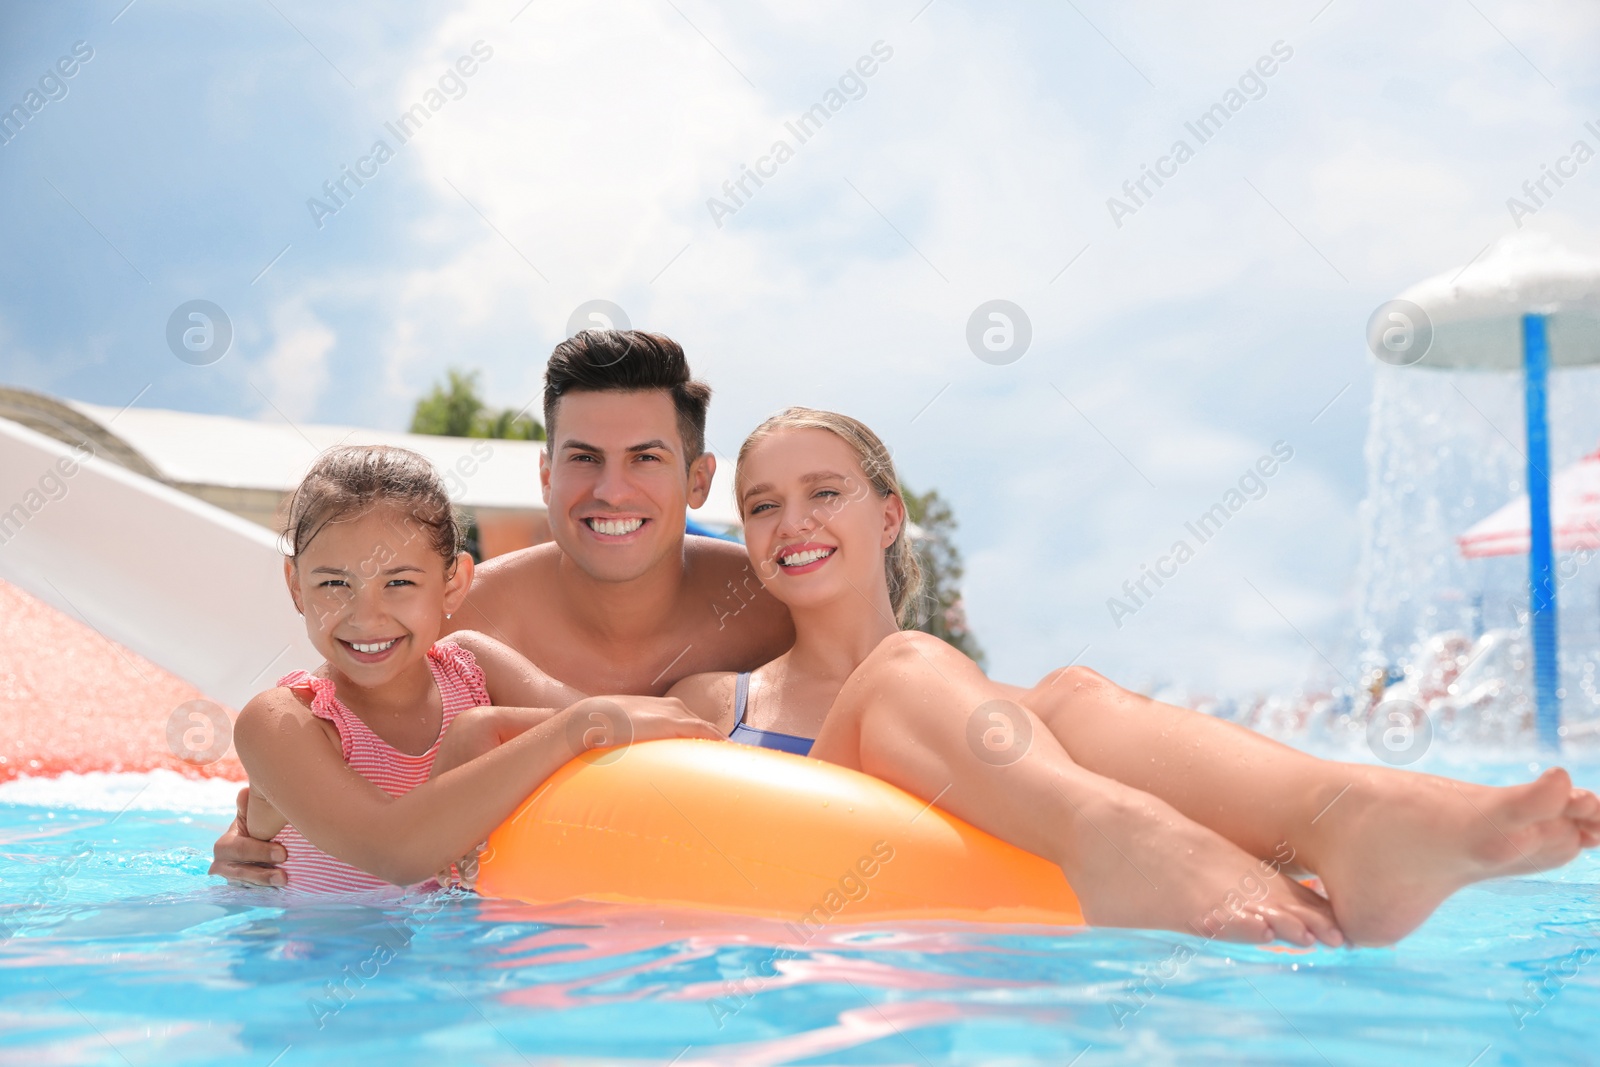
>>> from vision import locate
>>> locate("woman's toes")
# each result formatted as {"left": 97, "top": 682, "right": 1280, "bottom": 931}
{"left": 1507, "top": 768, "right": 1573, "bottom": 821}
{"left": 1216, "top": 909, "right": 1272, "bottom": 944}
{"left": 1565, "top": 788, "right": 1600, "bottom": 821}
{"left": 1294, "top": 902, "right": 1345, "bottom": 947}
{"left": 1262, "top": 908, "right": 1314, "bottom": 947}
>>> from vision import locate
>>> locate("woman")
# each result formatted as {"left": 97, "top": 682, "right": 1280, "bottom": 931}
{"left": 666, "top": 407, "right": 1600, "bottom": 946}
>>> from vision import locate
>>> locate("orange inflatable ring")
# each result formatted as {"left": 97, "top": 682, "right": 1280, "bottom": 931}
{"left": 476, "top": 739, "right": 1083, "bottom": 926}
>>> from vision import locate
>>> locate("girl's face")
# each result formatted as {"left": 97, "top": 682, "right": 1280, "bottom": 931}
{"left": 738, "top": 427, "right": 904, "bottom": 617}
{"left": 285, "top": 504, "right": 472, "bottom": 686}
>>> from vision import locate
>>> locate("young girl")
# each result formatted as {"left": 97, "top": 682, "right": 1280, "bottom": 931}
{"left": 235, "top": 445, "right": 721, "bottom": 892}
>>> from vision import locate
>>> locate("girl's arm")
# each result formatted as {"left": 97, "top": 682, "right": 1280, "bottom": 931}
{"left": 429, "top": 704, "right": 568, "bottom": 782}
{"left": 235, "top": 686, "right": 724, "bottom": 887}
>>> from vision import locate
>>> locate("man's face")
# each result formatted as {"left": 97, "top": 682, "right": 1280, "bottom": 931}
{"left": 541, "top": 389, "right": 714, "bottom": 583}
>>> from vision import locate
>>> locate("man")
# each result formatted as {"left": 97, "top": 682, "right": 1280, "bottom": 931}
{"left": 210, "top": 330, "right": 794, "bottom": 884}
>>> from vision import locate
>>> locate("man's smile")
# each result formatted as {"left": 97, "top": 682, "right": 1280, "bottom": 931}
{"left": 583, "top": 516, "right": 648, "bottom": 539}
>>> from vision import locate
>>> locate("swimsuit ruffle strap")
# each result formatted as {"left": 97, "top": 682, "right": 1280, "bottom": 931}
{"left": 429, "top": 640, "right": 492, "bottom": 707}
{"left": 274, "top": 670, "right": 349, "bottom": 726}
{"left": 274, "top": 669, "right": 355, "bottom": 761}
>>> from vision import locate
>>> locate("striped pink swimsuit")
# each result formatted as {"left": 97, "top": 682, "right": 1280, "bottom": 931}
{"left": 273, "top": 640, "right": 490, "bottom": 894}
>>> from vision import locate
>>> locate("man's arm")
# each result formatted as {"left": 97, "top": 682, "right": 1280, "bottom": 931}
{"left": 449, "top": 628, "right": 585, "bottom": 708}
{"left": 208, "top": 787, "right": 287, "bottom": 887}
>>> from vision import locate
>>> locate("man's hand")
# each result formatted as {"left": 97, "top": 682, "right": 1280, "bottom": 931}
{"left": 208, "top": 786, "right": 287, "bottom": 887}
{"left": 573, "top": 694, "right": 725, "bottom": 748}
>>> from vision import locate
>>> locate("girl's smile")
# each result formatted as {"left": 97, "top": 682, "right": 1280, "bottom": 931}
{"left": 336, "top": 635, "right": 407, "bottom": 664}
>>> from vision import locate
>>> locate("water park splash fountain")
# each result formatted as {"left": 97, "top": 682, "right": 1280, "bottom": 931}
{"left": 1355, "top": 231, "right": 1600, "bottom": 751}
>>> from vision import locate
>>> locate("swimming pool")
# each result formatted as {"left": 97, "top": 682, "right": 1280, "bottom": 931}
{"left": 2, "top": 757, "right": 1596, "bottom": 1066}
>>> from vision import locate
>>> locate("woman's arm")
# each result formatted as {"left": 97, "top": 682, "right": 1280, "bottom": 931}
{"left": 235, "top": 687, "right": 724, "bottom": 886}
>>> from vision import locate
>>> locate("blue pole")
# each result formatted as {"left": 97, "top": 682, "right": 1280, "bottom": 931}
{"left": 1523, "top": 312, "right": 1562, "bottom": 751}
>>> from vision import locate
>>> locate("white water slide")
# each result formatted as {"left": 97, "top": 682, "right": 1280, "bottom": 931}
{"left": 0, "top": 417, "right": 316, "bottom": 709}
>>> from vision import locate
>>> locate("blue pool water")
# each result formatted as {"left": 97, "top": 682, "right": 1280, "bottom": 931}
{"left": 2, "top": 759, "right": 1598, "bottom": 1066}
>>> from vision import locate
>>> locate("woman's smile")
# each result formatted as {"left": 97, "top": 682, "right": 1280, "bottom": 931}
{"left": 775, "top": 542, "right": 837, "bottom": 574}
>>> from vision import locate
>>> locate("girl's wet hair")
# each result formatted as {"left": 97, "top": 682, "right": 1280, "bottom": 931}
{"left": 736, "top": 407, "right": 924, "bottom": 627}
{"left": 282, "top": 445, "right": 464, "bottom": 565}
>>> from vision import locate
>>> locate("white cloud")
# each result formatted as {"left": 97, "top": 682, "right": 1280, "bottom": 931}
{"left": 258, "top": 300, "right": 337, "bottom": 423}
{"left": 300, "top": 0, "right": 1598, "bottom": 693}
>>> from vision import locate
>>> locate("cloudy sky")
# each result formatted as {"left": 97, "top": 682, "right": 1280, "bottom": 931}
{"left": 2, "top": 0, "right": 1599, "bottom": 694}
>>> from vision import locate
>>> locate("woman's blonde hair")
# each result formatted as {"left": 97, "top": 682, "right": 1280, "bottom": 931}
{"left": 736, "top": 407, "right": 923, "bottom": 627}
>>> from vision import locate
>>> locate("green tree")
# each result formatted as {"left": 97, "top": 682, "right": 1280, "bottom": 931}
{"left": 901, "top": 484, "right": 985, "bottom": 668}
{"left": 475, "top": 406, "right": 544, "bottom": 441}
{"left": 409, "top": 368, "right": 545, "bottom": 441}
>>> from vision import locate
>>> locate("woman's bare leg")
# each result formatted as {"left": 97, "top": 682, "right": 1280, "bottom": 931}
{"left": 1005, "top": 666, "right": 1600, "bottom": 944}
{"left": 810, "top": 632, "right": 1344, "bottom": 946}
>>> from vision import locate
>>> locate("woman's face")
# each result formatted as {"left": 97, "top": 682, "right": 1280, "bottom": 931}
{"left": 738, "top": 427, "right": 904, "bottom": 617}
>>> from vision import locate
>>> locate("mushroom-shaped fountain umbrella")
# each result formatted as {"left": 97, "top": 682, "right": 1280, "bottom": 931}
{"left": 1375, "top": 233, "right": 1600, "bottom": 749}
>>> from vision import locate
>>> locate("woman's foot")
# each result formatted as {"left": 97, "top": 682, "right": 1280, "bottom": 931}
{"left": 1064, "top": 784, "right": 1345, "bottom": 947}
{"left": 1311, "top": 767, "right": 1600, "bottom": 946}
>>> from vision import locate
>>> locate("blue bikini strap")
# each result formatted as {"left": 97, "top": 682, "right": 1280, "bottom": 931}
{"left": 734, "top": 671, "right": 751, "bottom": 724}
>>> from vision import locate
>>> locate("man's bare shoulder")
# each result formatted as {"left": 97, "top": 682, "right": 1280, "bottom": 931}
{"left": 683, "top": 535, "right": 794, "bottom": 668}
{"left": 470, "top": 542, "right": 562, "bottom": 593}
{"left": 683, "top": 533, "right": 751, "bottom": 565}
{"left": 455, "top": 543, "right": 560, "bottom": 638}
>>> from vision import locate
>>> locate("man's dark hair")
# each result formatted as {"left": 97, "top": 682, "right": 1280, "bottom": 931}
{"left": 543, "top": 330, "right": 712, "bottom": 464}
